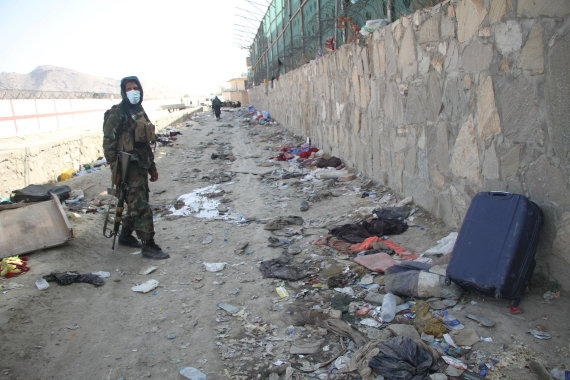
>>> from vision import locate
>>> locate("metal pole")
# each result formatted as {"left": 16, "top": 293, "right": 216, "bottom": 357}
{"left": 334, "top": 0, "right": 338, "bottom": 50}
{"left": 300, "top": 1, "right": 305, "bottom": 60}
{"left": 289, "top": 0, "right": 293, "bottom": 70}
{"left": 317, "top": 0, "right": 321, "bottom": 51}
{"left": 387, "top": 0, "right": 392, "bottom": 22}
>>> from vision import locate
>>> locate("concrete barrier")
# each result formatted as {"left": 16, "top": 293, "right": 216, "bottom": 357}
{"left": 0, "top": 105, "right": 202, "bottom": 199}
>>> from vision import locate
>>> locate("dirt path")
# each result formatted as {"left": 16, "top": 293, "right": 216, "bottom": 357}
{"left": 0, "top": 109, "right": 568, "bottom": 380}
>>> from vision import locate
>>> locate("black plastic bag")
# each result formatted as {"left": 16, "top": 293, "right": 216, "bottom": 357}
{"left": 369, "top": 336, "right": 433, "bottom": 380}
{"left": 330, "top": 217, "right": 409, "bottom": 243}
{"left": 44, "top": 271, "right": 104, "bottom": 287}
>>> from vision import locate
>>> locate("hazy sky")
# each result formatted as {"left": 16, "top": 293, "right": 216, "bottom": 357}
{"left": 0, "top": 0, "right": 266, "bottom": 95}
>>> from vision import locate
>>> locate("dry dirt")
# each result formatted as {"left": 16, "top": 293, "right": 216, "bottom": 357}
{"left": 0, "top": 109, "right": 568, "bottom": 380}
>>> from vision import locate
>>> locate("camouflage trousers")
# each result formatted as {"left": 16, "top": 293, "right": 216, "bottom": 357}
{"left": 122, "top": 163, "right": 154, "bottom": 241}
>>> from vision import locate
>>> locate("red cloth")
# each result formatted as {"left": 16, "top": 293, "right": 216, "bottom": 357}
{"left": 382, "top": 239, "right": 418, "bottom": 260}
{"left": 273, "top": 152, "right": 296, "bottom": 161}
{"left": 299, "top": 148, "right": 319, "bottom": 158}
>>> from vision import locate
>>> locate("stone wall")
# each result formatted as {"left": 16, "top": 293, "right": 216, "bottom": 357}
{"left": 249, "top": 0, "right": 570, "bottom": 289}
{"left": 0, "top": 107, "right": 202, "bottom": 199}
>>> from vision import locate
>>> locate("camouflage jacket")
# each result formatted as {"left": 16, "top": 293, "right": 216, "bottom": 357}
{"left": 102, "top": 105, "right": 156, "bottom": 171}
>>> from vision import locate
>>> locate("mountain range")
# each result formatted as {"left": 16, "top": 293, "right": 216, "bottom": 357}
{"left": 0, "top": 66, "right": 181, "bottom": 98}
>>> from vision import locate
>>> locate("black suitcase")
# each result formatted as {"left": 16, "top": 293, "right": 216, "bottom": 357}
{"left": 446, "top": 192, "right": 542, "bottom": 306}
{"left": 11, "top": 184, "right": 71, "bottom": 203}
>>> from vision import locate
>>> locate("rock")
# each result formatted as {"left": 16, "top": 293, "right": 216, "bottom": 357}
{"left": 217, "top": 302, "right": 241, "bottom": 314}
{"left": 451, "top": 115, "right": 481, "bottom": 184}
{"left": 131, "top": 279, "right": 159, "bottom": 293}
{"left": 476, "top": 75, "right": 501, "bottom": 141}
{"left": 461, "top": 39, "right": 493, "bottom": 73}
{"left": 494, "top": 20, "right": 523, "bottom": 55}
{"left": 452, "top": 328, "right": 480, "bottom": 346}
{"left": 398, "top": 26, "right": 418, "bottom": 80}
{"left": 456, "top": 0, "right": 487, "bottom": 43}
{"left": 178, "top": 367, "right": 207, "bottom": 380}
{"left": 518, "top": 22, "right": 544, "bottom": 73}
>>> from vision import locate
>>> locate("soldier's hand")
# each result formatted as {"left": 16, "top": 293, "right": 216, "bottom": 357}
{"left": 150, "top": 168, "right": 159, "bottom": 182}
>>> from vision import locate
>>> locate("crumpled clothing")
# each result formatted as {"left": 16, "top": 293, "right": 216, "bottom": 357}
{"left": 411, "top": 301, "right": 448, "bottom": 338}
{"left": 373, "top": 206, "right": 411, "bottom": 219}
{"left": 339, "top": 340, "right": 381, "bottom": 377}
{"left": 44, "top": 271, "right": 104, "bottom": 287}
{"left": 259, "top": 254, "right": 309, "bottom": 280}
{"left": 350, "top": 236, "right": 382, "bottom": 253}
{"left": 323, "top": 319, "right": 367, "bottom": 345}
{"left": 315, "top": 156, "right": 342, "bottom": 168}
{"left": 264, "top": 215, "right": 304, "bottom": 230}
{"left": 330, "top": 217, "right": 409, "bottom": 243}
{"left": 272, "top": 152, "right": 296, "bottom": 161}
{"left": 299, "top": 148, "right": 319, "bottom": 158}
{"left": 369, "top": 336, "right": 433, "bottom": 380}
{"left": 379, "top": 239, "right": 418, "bottom": 260}
{"left": 311, "top": 235, "right": 352, "bottom": 254}
{"left": 0, "top": 256, "right": 30, "bottom": 278}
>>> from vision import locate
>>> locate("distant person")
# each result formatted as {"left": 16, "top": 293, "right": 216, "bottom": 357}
{"left": 102, "top": 76, "right": 169, "bottom": 260}
{"left": 212, "top": 96, "right": 222, "bottom": 120}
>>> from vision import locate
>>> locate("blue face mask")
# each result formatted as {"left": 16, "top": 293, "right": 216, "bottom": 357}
{"left": 126, "top": 90, "right": 141, "bottom": 104}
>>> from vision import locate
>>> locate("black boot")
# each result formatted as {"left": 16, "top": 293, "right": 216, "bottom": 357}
{"left": 118, "top": 228, "right": 141, "bottom": 248}
{"left": 141, "top": 240, "right": 169, "bottom": 260}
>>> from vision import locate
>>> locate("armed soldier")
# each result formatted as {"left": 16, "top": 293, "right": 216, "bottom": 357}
{"left": 102, "top": 76, "right": 169, "bottom": 260}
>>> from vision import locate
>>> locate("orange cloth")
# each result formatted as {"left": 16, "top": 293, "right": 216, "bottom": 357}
{"left": 383, "top": 239, "right": 418, "bottom": 260}
{"left": 350, "top": 236, "right": 382, "bottom": 254}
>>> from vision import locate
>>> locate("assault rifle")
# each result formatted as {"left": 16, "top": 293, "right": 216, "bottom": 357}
{"left": 103, "top": 152, "right": 131, "bottom": 249}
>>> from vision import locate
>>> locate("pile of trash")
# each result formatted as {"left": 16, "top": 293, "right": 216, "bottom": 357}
{"left": 56, "top": 157, "right": 107, "bottom": 182}
{"left": 245, "top": 106, "right": 278, "bottom": 126}
{"left": 213, "top": 200, "right": 507, "bottom": 379}
{"left": 198, "top": 124, "right": 517, "bottom": 379}
{"left": 156, "top": 128, "right": 182, "bottom": 147}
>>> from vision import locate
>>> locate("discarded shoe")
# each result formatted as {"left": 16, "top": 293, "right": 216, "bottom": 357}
{"left": 141, "top": 240, "right": 169, "bottom": 260}
{"left": 118, "top": 229, "right": 142, "bottom": 248}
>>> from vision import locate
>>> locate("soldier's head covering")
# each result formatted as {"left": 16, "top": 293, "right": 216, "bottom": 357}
{"left": 120, "top": 76, "right": 143, "bottom": 103}
{"left": 120, "top": 76, "right": 144, "bottom": 114}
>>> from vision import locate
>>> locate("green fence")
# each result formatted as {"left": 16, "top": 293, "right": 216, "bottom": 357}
{"left": 249, "top": 0, "right": 443, "bottom": 86}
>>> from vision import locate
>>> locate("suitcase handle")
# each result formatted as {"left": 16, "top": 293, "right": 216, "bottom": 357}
{"left": 488, "top": 191, "right": 513, "bottom": 199}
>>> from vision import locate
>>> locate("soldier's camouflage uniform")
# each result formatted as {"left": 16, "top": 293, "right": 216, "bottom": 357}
{"left": 102, "top": 77, "right": 156, "bottom": 242}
